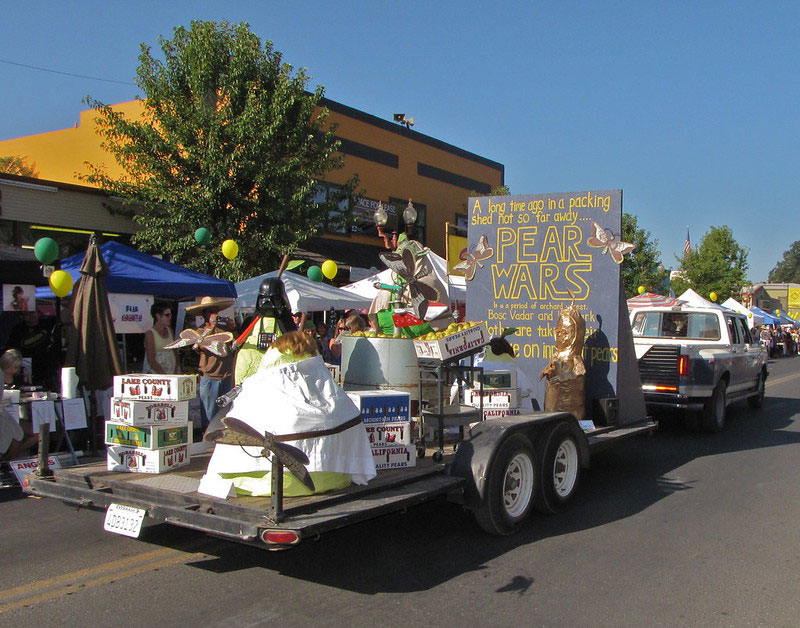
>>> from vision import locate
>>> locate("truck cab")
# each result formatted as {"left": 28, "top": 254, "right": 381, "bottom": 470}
{"left": 630, "top": 305, "right": 768, "bottom": 432}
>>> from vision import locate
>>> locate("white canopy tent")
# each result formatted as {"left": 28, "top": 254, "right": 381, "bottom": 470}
{"left": 722, "top": 297, "right": 764, "bottom": 326}
{"left": 235, "top": 271, "right": 372, "bottom": 313}
{"left": 341, "top": 251, "right": 466, "bottom": 302}
{"left": 678, "top": 288, "right": 725, "bottom": 310}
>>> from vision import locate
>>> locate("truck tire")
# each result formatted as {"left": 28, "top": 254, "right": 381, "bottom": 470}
{"left": 701, "top": 380, "right": 727, "bottom": 432}
{"left": 748, "top": 372, "right": 766, "bottom": 409}
{"left": 472, "top": 433, "right": 536, "bottom": 536}
{"left": 533, "top": 420, "right": 582, "bottom": 514}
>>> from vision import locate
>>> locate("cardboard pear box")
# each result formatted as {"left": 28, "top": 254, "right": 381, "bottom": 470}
{"left": 372, "top": 444, "right": 416, "bottom": 470}
{"left": 107, "top": 444, "right": 190, "bottom": 474}
{"left": 113, "top": 374, "right": 197, "bottom": 402}
{"left": 365, "top": 421, "right": 412, "bottom": 448}
{"left": 466, "top": 387, "right": 521, "bottom": 409}
{"left": 105, "top": 421, "right": 191, "bottom": 450}
{"left": 412, "top": 322, "right": 489, "bottom": 361}
{"left": 110, "top": 397, "right": 190, "bottom": 427}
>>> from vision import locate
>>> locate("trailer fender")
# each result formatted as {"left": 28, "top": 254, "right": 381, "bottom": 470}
{"left": 448, "top": 412, "right": 588, "bottom": 510}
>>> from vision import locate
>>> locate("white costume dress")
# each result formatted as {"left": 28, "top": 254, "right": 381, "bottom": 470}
{"left": 206, "top": 354, "right": 376, "bottom": 487}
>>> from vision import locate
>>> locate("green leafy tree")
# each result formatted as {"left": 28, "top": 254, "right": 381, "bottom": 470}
{"left": 672, "top": 226, "right": 749, "bottom": 302}
{"left": 620, "top": 212, "right": 669, "bottom": 297}
{"left": 768, "top": 241, "right": 800, "bottom": 283}
{"left": 0, "top": 156, "right": 38, "bottom": 177}
{"left": 81, "top": 21, "right": 357, "bottom": 281}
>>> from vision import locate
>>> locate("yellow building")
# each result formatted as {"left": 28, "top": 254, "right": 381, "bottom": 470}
{"left": 0, "top": 98, "right": 504, "bottom": 273}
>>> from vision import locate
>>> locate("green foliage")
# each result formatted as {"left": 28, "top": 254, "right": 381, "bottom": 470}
{"left": 768, "top": 241, "right": 800, "bottom": 283}
{"left": 0, "top": 155, "right": 38, "bottom": 177}
{"left": 620, "top": 212, "right": 669, "bottom": 298}
{"left": 81, "top": 21, "right": 357, "bottom": 281}
{"left": 674, "top": 225, "right": 749, "bottom": 302}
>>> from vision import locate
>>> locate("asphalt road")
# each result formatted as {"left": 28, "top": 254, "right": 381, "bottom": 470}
{"left": 3, "top": 357, "right": 800, "bottom": 627}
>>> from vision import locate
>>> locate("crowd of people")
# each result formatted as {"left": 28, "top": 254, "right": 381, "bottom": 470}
{"left": 759, "top": 325, "right": 799, "bottom": 358}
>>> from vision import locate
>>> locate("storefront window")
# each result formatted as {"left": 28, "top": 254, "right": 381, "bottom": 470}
{"left": 311, "top": 181, "right": 350, "bottom": 234}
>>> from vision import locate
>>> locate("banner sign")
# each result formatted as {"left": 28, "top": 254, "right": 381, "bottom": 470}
{"left": 109, "top": 293, "right": 153, "bottom": 334}
{"left": 465, "top": 190, "right": 626, "bottom": 408}
{"left": 447, "top": 233, "right": 468, "bottom": 276}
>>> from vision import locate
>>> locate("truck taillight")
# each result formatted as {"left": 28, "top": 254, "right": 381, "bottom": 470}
{"left": 261, "top": 529, "right": 300, "bottom": 546}
{"left": 678, "top": 355, "right": 689, "bottom": 377}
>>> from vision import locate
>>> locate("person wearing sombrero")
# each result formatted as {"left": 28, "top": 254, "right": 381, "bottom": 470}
{"left": 186, "top": 296, "right": 236, "bottom": 428}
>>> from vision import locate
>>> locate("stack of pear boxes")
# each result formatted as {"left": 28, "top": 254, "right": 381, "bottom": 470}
{"left": 465, "top": 370, "right": 522, "bottom": 419}
{"left": 106, "top": 374, "right": 197, "bottom": 473}
{"left": 347, "top": 389, "right": 414, "bottom": 470}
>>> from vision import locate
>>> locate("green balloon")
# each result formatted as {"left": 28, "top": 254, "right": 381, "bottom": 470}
{"left": 194, "top": 227, "right": 211, "bottom": 245}
{"left": 34, "top": 237, "right": 59, "bottom": 264}
{"left": 307, "top": 265, "right": 323, "bottom": 282}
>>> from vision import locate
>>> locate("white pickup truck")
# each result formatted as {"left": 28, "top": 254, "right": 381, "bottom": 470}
{"left": 630, "top": 305, "right": 768, "bottom": 432}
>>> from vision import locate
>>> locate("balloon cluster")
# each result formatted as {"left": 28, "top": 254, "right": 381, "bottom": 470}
{"left": 194, "top": 227, "right": 239, "bottom": 261}
{"left": 34, "top": 237, "right": 74, "bottom": 297}
{"left": 307, "top": 259, "right": 338, "bottom": 282}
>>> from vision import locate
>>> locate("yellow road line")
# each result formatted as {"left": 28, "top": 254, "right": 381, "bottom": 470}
{"left": 0, "top": 538, "right": 214, "bottom": 614}
{"left": 0, "top": 547, "right": 176, "bottom": 603}
{"left": 0, "top": 550, "right": 203, "bottom": 614}
{"left": 765, "top": 372, "right": 800, "bottom": 388}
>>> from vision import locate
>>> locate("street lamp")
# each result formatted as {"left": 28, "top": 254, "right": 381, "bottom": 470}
{"left": 373, "top": 201, "right": 394, "bottom": 249}
{"left": 402, "top": 199, "right": 417, "bottom": 239}
{"left": 373, "top": 199, "right": 418, "bottom": 249}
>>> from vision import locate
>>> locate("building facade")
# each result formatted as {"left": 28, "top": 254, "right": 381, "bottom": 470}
{"left": 0, "top": 98, "right": 504, "bottom": 273}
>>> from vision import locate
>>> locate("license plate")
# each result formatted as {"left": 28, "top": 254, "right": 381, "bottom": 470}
{"left": 104, "top": 503, "right": 147, "bottom": 538}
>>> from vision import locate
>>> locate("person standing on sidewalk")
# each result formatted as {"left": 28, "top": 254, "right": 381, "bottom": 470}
{"left": 186, "top": 296, "right": 235, "bottom": 428}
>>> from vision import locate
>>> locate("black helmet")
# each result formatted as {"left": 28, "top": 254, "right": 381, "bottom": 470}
{"left": 255, "top": 277, "right": 292, "bottom": 319}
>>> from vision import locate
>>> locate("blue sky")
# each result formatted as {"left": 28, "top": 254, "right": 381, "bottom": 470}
{"left": 1, "top": 1, "right": 797, "bottom": 281}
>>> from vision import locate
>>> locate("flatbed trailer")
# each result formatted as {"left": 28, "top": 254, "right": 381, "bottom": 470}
{"left": 24, "top": 413, "right": 654, "bottom": 549}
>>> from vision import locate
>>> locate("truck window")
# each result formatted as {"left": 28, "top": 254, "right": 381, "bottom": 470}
{"left": 726, "top": 316, "right": 740, "bottom": 344}
{"left": 687, "top": 313, "right": 721, "bottom": 340}
{"left": 632, "top": 312, "right": 662, "bottom": 337}
{"left": 631, "top": 311, "right": 721, "bottom": 340}
{"left": 736, "top": 317, "right": 752, "bottom": 344}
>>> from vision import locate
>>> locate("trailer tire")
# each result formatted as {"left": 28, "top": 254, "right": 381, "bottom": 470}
{"left": 701, "top": 380, "right": 727, "bottom": 432}
{"left": 533, "top": 420, "right": 582, "bottom": 514}
{"left": 472, "top": 433, "right": 536, "bottom": 536}
{"left": 747, "top": 372, "right": 766, "bottom": 409}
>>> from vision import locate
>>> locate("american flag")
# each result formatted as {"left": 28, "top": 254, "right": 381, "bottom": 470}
{"left": 683, "top": 228, "right": 691, "bottom": 255}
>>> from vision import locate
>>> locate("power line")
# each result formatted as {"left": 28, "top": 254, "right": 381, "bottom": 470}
{"left": 0, "top": 57, "right": 136, "bottom": 86}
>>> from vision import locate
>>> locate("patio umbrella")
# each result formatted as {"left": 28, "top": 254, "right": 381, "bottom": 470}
{"left": 626, "top": 292, "right": 686, "bottom": 310}
{"left": 65, "top": 235, "right": 123, "bottom": 453}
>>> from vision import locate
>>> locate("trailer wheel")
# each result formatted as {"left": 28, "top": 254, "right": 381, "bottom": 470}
{"left": 533, "top": 420, "right": 582, "bottom": 514}
{"left": 701, "top": 380, "right": 727, "bottom": 432}
{"left": 747, "top": 372, "right": 766, "bottom": 409}
{"left": 473, "top": 433, "right": 536, "bottom": 535}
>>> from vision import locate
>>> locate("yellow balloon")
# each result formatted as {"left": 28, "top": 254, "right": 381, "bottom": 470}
{"left": 709, "top": 292, "right": 718, "bottom": 302}
{"left": 321, "top": 259, "right": 338, "bottom": 280}
{"left": 637, "top": 285, "right": 646, "bottom": 295}
{"left": 49, "top": 270, "right": 74, "bottom": 298}
{"left": 221, "top": 239, "right": 239, "bottom": 260}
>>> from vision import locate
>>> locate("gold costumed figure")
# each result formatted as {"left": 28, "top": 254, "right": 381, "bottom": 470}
{"left": 539, "top": 305, "right": 586, "bottom": 419}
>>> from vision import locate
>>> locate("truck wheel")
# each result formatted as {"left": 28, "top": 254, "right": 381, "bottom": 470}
{"left": 472, "top": 433, "right": 536, "bottom": 535}
{"left": 533, "top": 420, "right": 582, "bottom": 514}
{"left": 701, "top": 380, "right": 727, "bottom": 432}
{"left": 748, "top": 372, "right": 766, "bottom": 409}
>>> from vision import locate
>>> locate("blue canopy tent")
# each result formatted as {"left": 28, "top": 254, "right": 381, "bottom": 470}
{"left": 749, "top": 306, "right": 781, "bottom": 326}
{"left": 36, "top": 241, "right": 236, "bottom": 299}
{"left": 776, "top": 312, "right": 799, "bottom": 327}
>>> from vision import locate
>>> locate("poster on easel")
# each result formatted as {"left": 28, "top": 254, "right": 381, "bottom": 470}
{"left": 465, "top": 190, "right": 631, "bottom": 414}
